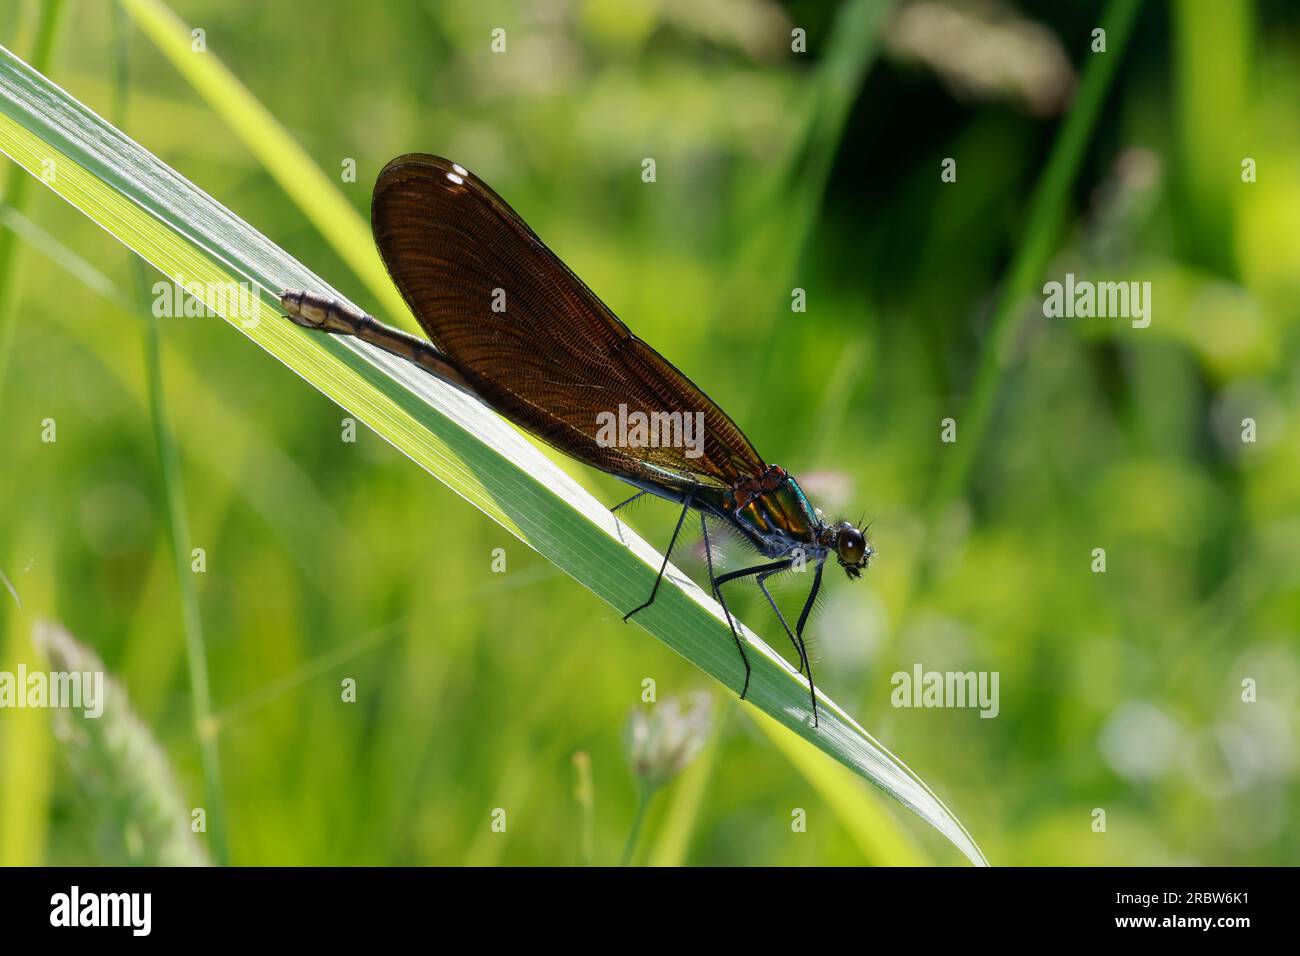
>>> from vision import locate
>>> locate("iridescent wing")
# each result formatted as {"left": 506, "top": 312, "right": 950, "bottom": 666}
{"left": 371, "top": 153, "right": 766, "bottom": 491}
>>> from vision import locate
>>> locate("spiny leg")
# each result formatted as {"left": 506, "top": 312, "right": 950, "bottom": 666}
{"left": 611, "top": 491, "right": 647, "bottom": 513}
{"left": 756, "top": 569, "right": 807, "bottom": 676}
{"left": 707, "top": 556, "right": 795, "bottom": 660}
{"left": 610, "top": 491, "right": 646, "bottom": 544}
{"left": 712, "top": 556, "right": 811, "bottom": 723}
{"left": 622, "top": 493, "right": 692, "bottom": 622}
{"left": 793, "top": 559, "right": 826, "bottom": 727}
{"left": 712, "top": 559, "right": 795, "bottom": 590}
{"left": 795, "top": 558, "right": 824, "bottom": 636}
{"left": 699, "top": 513, "right": 750, "bottom": 699}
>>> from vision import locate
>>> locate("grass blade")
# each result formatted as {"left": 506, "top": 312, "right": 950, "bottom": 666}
{"left": 749, "top": 709, "right": 926, "bottom": 865}
{"left": 926, "top": 0, "right": 1143, "bottom": 516}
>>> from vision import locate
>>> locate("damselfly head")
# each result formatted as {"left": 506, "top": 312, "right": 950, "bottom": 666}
{"left": 831, "top": 520, "right": 873, "bottom": 579}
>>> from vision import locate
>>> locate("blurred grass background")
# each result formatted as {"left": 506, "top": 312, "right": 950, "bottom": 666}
{"left": 0, "top": 0, "right": 1297, "bottom": 865}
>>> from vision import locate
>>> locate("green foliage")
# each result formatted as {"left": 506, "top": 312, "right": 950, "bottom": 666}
{"left": 0, "top": 0, "right": 1296, "bottom": 866}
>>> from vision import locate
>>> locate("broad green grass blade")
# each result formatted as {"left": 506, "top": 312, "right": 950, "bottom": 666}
{"left": 0, "top": 45, "right": 987, "bottom": 866}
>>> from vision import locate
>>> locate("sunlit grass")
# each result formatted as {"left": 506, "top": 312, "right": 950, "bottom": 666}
{"left": 2, "top": 0, "right": 1296, "bottom": 867}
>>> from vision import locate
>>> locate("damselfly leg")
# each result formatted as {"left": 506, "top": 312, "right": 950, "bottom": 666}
{"left": 700, "top": 514, "right": 751, "bottom": 700}
{"left": 714, "top": 557, "right": 820, "bottom": 727}
{"left": 622, "top": 493, "right": 693, "bottom": 623}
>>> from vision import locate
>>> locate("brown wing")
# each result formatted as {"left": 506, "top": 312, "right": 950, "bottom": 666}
{"left": 371, "top": 153, "right": 766, "bottom": 491}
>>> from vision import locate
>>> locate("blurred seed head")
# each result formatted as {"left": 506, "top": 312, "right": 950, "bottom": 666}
{"left": 660, "top": 0, "right": 793, "bottom": 63}
{"left": 624, "top": 692, "right": 713, "bottom": 789}
{"left": 1086, "top": 148, "right": 1163, "bottom": 262}
{"left": 886, "top": 0, "right": 1076, "bottom": 117}
{"left": 34, "top": 620, "right": 209, "bottom": 866}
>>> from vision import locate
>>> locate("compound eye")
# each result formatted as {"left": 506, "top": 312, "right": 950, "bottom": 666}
{"left": 837, "top": 527, "right": 866, "bottom": 565}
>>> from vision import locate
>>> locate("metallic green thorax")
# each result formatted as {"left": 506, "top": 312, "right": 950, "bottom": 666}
{"left": 695, "top": 472, "right": 826, "bottom": 560}
{"left": 735, "top": 477, "right": 820, "bottom": 544}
